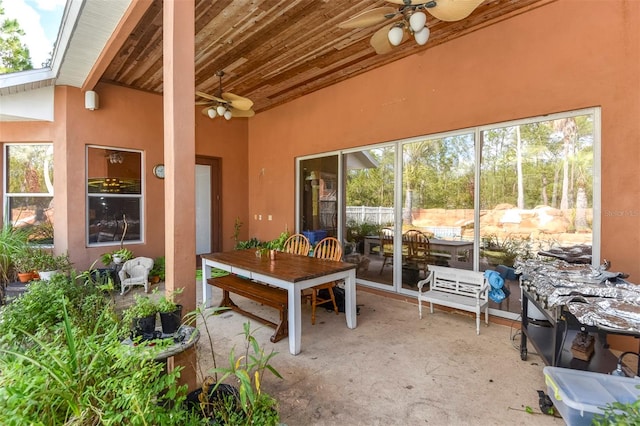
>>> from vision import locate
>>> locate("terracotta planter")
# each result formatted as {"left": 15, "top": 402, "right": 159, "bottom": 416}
{"left": 17, "top": 272, "right": 33, "bottom": 283}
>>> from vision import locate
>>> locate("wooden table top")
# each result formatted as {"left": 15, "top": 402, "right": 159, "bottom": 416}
{"left": 202, "top": 249, "right": 355, "bottom": 283}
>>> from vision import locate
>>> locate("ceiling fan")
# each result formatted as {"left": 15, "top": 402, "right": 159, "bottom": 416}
{"left": 196, "top": 71, "right": 255, "bottom": 120}
{"left": 338, "top": 0, "right": 484, "bottom": 54}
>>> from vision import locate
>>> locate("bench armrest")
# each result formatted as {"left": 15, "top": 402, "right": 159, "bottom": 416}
{"left": 417, "top": 271, "right": 434, "bottom": 292}
{"left": 474, "top": 280, "right": 489, "bottom": 298}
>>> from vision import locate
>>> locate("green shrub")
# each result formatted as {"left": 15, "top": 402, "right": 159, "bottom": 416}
{"left": 150, "top": 256, "right": 166, "bottom": 280}
{"left": 0, "top": 300, "right": 197, "bottom": 425}
{"left": 0, "top": 273, "right": 111, "bottom": 341}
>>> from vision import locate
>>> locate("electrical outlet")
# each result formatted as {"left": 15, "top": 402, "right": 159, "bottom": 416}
{"left": 258, "top": 215, "right": 262, "bottom": 220}
{"left": 254, "top": 214, "right": 257, "bottom": 220}
{"left": 268, "top": 215, "right": 272, "bottom": 221}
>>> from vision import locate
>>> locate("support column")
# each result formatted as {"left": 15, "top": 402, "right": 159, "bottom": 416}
{"left": 163, "top": 0, "right": 197, "bottom": 391}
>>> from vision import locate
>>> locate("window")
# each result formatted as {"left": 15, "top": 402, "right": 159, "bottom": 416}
{"left": 86, "top": 146, "right": 143, "bottom": 246}
{"left": 4, "top": 144, "right": 54, "bottom": 244}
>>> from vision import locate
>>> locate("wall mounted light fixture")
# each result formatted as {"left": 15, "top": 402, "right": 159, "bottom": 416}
{"left": 85, "top": 91, "right": 99, "bottom": 110}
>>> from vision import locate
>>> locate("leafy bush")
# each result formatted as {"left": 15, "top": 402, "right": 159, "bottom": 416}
{"left": 100, "top": 248, "right": 134, "bottom": 266}
{"left": 0, "top": 300, "right": 197, "bottom": 425}
{"left": 235, "top": 237, "right": 263, "bottom": 250}
{"left": 209, "top": 321, "right": 282, "bottom": 425}
{"left": 0, "top": 225, "right": 30, "bottom": 283}
{"left": 346, "top": 220, "right": 381, "bottom": 242}
{"left": 156, "top": 287, "right": 183, "bottom": 313}
{"left": 0, "top": 273, "right": 111, "bottom": 341}
{"left": 29, "top": 249, "right": 72, "bottom": 272}
{"left": 183, "top": 306, "right": 282, "bottom": 424}
{"left": 150, "top": 256, "right": 166, "bottom": 280}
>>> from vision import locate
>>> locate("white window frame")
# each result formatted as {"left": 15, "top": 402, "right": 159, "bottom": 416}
{"left": 85, "top": 145, "right": 145, "bottom": 247}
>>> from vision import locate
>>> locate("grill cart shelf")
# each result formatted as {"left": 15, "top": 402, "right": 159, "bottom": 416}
{"left": 520, "top": 283, "right": 619, "bottom": 373}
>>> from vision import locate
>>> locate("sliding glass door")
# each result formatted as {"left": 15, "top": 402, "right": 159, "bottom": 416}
{"left": 401, "top": 133, "right": 476, "bottom": 290}
{"left": 296, "top": 108, "right": 599, "bottom": 319}
{"left": 298, "top": 155, "right": 339, "bottom": 242}
{"left": 344, "top": 146, "right": 395, "bottom": 289}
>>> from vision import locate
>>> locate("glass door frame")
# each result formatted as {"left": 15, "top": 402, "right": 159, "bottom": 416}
{"left": 295, "top": 107, "right": 601, "bottom": 320}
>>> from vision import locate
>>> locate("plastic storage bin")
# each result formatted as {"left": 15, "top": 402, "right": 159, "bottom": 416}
{"left": 303, "top": 230, "right": 327, "bottom": 245}
{"left": 543, "top": 366, "right": 640, "bottom": 425}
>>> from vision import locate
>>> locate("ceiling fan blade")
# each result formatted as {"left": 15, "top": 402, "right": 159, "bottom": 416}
{"left": 370, "top": 24, "right": 393, "bottom": 55}
{"left": 425, "top": 0, "right": 484, "bottom": 22}
{"left": 196, "top": 91, "right": 216, "bottom": 101}
{"left": 231, "top": 108, "right": 255, "bottom": 118}
{"left": 385, "top": 0, "right": 429, "bottom": 4}
{"left": 337, "top": 7, "right": 397, "bottom": 29}
{"left": 196, "top": 91, "right": 227, "bottom": 104}
{"left": 222, "top": 92, "right": 254, "bottom": 111}
{"left": 195, "top": 101, "right": 212, "bottom": 106}
{"left": 370, "top": 24, "right": 408, "bottom": 55}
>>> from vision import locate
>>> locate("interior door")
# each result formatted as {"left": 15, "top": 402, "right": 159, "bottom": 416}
{"left": 195, "top": 156, "right": 221, "bottom": 265}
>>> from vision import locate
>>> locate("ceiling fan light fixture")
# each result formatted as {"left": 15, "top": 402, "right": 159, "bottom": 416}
{"left": 216, "top": 105, "right": 227, "bottom": 116}
{"left": 207, "top": 107, "right": 217, "bottom": 119}
{"left": 223, "top": 110, "right": 232, "bottom": 120}
{"left": 414, "top": 26, "right": 430, "bottom": 45}
{"left": 388, "top": 25, "right": 404, "bottom": 46}
{"left": 409, "top": 11, "right": 426, "bottom": 33}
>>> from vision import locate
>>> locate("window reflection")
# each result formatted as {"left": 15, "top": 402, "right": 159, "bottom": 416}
{"left": 299, "top": 108, "right": 598, "bottom": 319}
{"left": 86, "top": 147, "right": 142, "bottom": 245}
{"left": 4, "top": 144, "right": 54, "bottom": 245}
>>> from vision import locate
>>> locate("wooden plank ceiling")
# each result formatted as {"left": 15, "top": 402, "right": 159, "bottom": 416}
{"left": 100, "top": 0, "right": 552, "bottom": 114}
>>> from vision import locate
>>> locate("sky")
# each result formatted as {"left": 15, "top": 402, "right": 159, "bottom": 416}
{"left": 3, "top": 0, "right": 66, "bottom": 69}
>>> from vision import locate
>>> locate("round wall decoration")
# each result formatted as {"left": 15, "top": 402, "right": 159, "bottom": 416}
{"left": 153, "top": 164, "right": 165, "bottom": 179}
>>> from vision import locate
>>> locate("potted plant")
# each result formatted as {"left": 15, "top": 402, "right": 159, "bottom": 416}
{"left": 32, "top": 249, "right": 72, "bottom": 281}
{"left": 101, "top": 248, "right": 134, "bottom": 267}
{"left": 11, "top": 246, "right": 37, "bottom": 283}
{"left": 122, "top": 294, "right": 158, "bottom": 339}
{"left": 149, "top": 256, "right": 165, "bottom": 284}
{"left": 156, "top": 287, "right": 183, "bottom": 334}
{"left": 183, "top": 306, "right": 282, "bottom": 424}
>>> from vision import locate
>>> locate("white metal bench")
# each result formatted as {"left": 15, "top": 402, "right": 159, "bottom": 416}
{"left": 417, "top": 265, "right": 489, "bottom": 334}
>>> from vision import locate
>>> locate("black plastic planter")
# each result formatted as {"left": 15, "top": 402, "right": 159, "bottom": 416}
{"left": 159, "top": 305, "right": 182, "bottom": 334}
{"left": 132, "top": 314, "right": 156, "bottom": 338}
{"left": 186, "top": 383, "right": 240, "bottom": 420}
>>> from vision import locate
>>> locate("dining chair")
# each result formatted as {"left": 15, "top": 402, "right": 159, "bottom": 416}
{"left": 282, "top": 233, "right": 311, "bottom": 256}
{"left": 403, "top": 229, "right": 432, "bottom": 279}
{"left": 305, "top": 236, "right": 342, "bottom": 324}
{"left": 378, "top": 227, "right": 394, "bottom": 274}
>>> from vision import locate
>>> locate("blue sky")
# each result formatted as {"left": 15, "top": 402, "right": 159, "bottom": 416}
{"left": 3, "top": 0, "right": 66, "bottom": 69}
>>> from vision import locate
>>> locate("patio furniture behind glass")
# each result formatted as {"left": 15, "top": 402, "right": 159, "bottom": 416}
{"left": 403, "top": 229, "right": 433, "bottom": 279}
{"left": 305, "top": 237, "right": 342, "bottom": 324}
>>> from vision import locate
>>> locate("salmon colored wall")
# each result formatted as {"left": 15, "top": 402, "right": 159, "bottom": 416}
{"left": 0, "top": 83, "right": 248, "bottom": 270}
{"left": 248, "top": 0, "right": 640, "bottom": 280}
{"left": 195, "top": 112, "right": 249, "bottom": 251}
{"left": 63, "top": 83, "right": 165, "bottom": 268}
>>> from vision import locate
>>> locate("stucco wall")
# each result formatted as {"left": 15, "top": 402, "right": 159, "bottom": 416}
{"left": 0, "top": 83, "right": 248, "bottom": 269}
{"left": 247, "top": 0, "right": 640, "bottom": 279}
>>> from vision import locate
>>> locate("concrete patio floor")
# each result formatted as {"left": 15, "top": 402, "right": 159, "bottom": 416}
{"left": 117, "top": 280, "right": 564, "bottom": 425}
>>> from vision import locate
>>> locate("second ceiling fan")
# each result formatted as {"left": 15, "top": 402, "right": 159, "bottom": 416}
{"left": 196, "top": 71, "right": 255, "bottom": 120}
{"left": 338, "top": 0, "right": 484, "bottom": 54}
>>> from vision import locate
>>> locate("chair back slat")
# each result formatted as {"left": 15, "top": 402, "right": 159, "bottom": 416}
{"left": 403, "top": 229, "right": 431, "bottom": 258}
{"left": 314, "top": 237, "right": 342, "bottom": 261}
{"left": 283, "top": 233, "right": 311, "bottom": 256}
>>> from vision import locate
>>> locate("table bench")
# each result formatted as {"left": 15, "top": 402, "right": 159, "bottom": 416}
{"left": 207, "top": 274, "right": 288, "bottom": 343}
{"left": 417, "top": 265, "right": 489, "bottom": 334}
